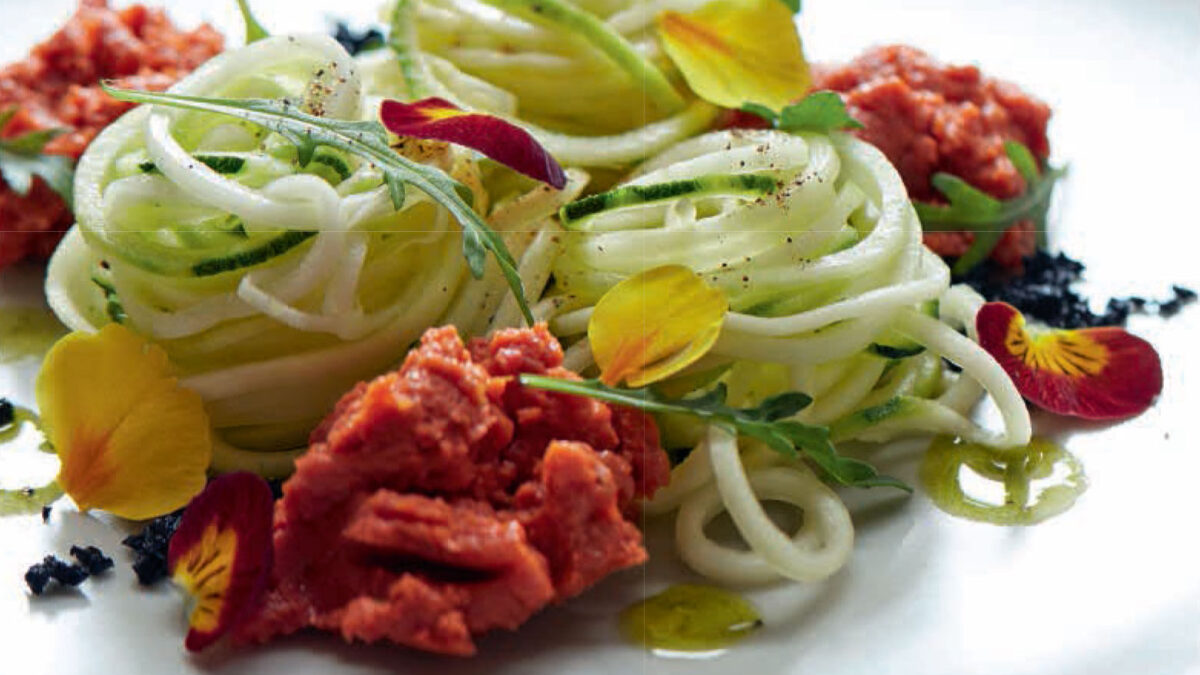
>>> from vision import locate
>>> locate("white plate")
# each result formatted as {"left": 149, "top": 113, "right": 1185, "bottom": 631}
{"left": 2, "top": 0, "right": 1199, "bottom": 673}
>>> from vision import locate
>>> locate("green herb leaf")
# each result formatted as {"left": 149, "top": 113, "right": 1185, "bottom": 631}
{"left": 236, "top": 0, "right": 270, "bottom": 44}
{"left": 914, "top": 141, "right": 1065, "bottom": 275}
{"left": 740, "top": 102, "right": 778, "bottom": 126}
{"left": 780, "top": 0, "right": 802, "bottom": 13}
{"left": 519, "top": 375, "right": 911, "bottom": 491}
{"left": 778, "top": 91, "right": 863, "bottom": 132}
{"left": 0, "top": 108, "right": 74, "bottom": 205}
{"left": 741, "top": 91, "right": 862, "bottom": 134}
{"left": 101, "top": 84, "right": 534, "bottom": 324}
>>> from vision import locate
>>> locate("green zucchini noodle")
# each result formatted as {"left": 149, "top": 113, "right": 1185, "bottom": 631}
{"left": 372, "top": 0, "right": 721, "bottom": 168}
{"left": 539, "top": 128, "right": 1032, "bottom": 584}
{"left": 44, "top": 34, "right": 566, "bottom": 462}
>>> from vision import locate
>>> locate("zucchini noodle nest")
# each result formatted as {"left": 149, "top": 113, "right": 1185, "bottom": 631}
{"left": 369, "top": 0, "right": 719, "bottom": 168}
{"left": 42, "top": 18, "right": 1037, "bottom": 590}
{"left": 45, "top": 35, "right": 577, "bottom": 474}
{"left": 542, "top": 129, "right": 1032, "bottom": 584}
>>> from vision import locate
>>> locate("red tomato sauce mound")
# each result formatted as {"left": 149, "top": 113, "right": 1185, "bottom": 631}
{"left": 0, "top": 0, "right": 223, "bottom": 271}
{"left": 813, "top": 45, "right": 1053, "bottom": 268}
{"left": 234, "top": 324, "right": 670, "bottom": 656}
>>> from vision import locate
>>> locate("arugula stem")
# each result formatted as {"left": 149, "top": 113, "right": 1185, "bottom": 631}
{"left": 521, "top": 374, "right": 694, "bottom": 417}
{"left": 519, "top": 374, "right": 911, "bottom": 492}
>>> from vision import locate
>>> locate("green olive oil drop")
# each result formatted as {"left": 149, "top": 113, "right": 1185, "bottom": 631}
{"left": 620, "top": 584, "right": 762, "bottom": 653}
{"left": 0, "top": 305, "right": 65, "bottom": 363}
{"left": 0, "top": 306, "right": 65, "bottom": 516}
{"left": 920, "top": 435, "right": 1087, "bottom": 525}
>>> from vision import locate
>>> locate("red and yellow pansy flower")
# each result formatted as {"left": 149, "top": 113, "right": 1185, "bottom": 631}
{"left": 380, "top": 97, "right": 567, "bottom": 189}
{"left": 976, "top": 302, "right": 1162, "bottom": 420}
{"left": 168, "top": 472, "right": 275, "bottom": 652}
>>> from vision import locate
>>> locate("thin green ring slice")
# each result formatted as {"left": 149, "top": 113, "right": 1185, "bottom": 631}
{"left": 560, "top": 173, "right": 778, "bottom": 228}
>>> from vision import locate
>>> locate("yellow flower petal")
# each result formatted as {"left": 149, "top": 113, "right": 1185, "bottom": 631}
{"left": 589, "top": 265, "right": 727, "bottom": 388}
{"left": 656, "top": 0, "right": 811, "bottom": 110}
{"left": 35, "top": 324, "right": 212, "bottom": 520}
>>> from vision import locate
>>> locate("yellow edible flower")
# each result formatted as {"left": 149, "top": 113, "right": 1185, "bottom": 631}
{"left": 35, "top": 324, "right": 212, "bottom": 520}
{"left": 656, "top": 0, "right": 811, "bottom": 111}
{"left": 589, "top": 265, "right": 727, "bottom": 388}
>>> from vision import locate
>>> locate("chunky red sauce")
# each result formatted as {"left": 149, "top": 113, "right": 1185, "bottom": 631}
{"left": 0, "top": 0, "right": 222, "bottom": 270}
{"left": 235, "top": 325, "right": 670, "bottom": 656}
{"left": 813, "top": 45, "right": 1052, "bottom": 268}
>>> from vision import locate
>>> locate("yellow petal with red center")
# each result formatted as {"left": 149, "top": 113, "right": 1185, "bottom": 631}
{"left": 169, "top": 472, "right": 274, "bottom": 651}
{"left": 976, "top": 302, "right": 1162, "bottom": 420}
{"left": 656, "top": 0, "right": 811, "bottom": 111}
{"left": 34, "top": 324, "right": 211, "bottom": 519}
{"left": 589, "top": 265, "right": 727, "bottom": 388}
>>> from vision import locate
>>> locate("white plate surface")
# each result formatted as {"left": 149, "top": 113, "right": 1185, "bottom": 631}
{"left": 1, "top": 0, "right": 1199, "bottom": 673}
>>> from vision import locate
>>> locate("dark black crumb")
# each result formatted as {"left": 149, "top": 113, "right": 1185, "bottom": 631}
{"left": 331, "top": 21, "right": 384, "bottom": 56}
{"left": 69, "top": 546, "right": 114, "bottom": 576}
{"left": 24, "top": 555, "right": 89, "bottom": 595}
{"left": 121, "top": 511, "right": 183, "bottom": 586}
{"left": 1158, "top": 285, "right": 1197, "bottom": 318}
{"left": 41, "top": 505, "right": 51, "bottom": 523}
{"left": 0, "top": 398, "right": 13, "bottom": 427}
{"left": 959, "top": 250, "right": 1197, "bottom": 329}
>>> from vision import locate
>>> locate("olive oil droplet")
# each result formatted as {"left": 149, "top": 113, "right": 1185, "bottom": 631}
{"left": 920, "top": 435, "right": 1087, "bottom": 525}
{"left": 620, "top": 584, "right": 762, "bottom": 653}
{"left": 0, "top": 306, "right": 65, "bottom": 364}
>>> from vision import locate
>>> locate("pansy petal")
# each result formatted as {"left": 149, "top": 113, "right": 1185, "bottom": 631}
{"left": 35, "top": 324, "right": 211, "bottom": 519}
{"left": 380, "top": 98, "right": 567, "bottom": 189}
{"left": 976, "top": 302, "right": 1163, "bottom": 420}
{"left": 589, "top": 265, "right": 727, "bottom": 388}
{"left": 168, "top": 472, "right": 274, "bottom": 652}
{"left": 656, "top": 0, "right": 811, "bottom": 111}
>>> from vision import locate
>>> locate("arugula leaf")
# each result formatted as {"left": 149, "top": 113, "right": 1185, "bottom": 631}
{"left": 741, "top": 91, "right": 863, "bottom": 133}
{"left": 914, "top": 140, "right": 1065, "bottom": 275}
{"left": 519, "top": 375, "right": 911, "bottom": 491}
{"left": 0, "top": 108, "right": 73, "bottom": 205}
{"left": 236, "top": 0, "right": 270, "bottom": 44}
{"left": 101, "top": 84, "right": 534, "bottom": 324}
{"left": 778, "top": 91, "right": 863, "bottom": 132}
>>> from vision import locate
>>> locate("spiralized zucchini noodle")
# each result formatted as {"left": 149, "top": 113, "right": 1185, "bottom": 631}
{"left": 45, "top": 35, "right": 577, "bottom": 471}
{"left": 540, "top": 129, "right": 1032, "bottom": 584}
{"left": 367, "top": 0, "right": 720, "bottom": 168}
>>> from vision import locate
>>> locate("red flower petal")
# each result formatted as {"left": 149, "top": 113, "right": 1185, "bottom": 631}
{"left": 168, "top": 472, "right": 274, "bottom": 652}
{"left": 976, "top": 302, "right": 1163, "bottom": 420}
{"left": 380, "top": 98, "right": 567, "bottom": 189}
